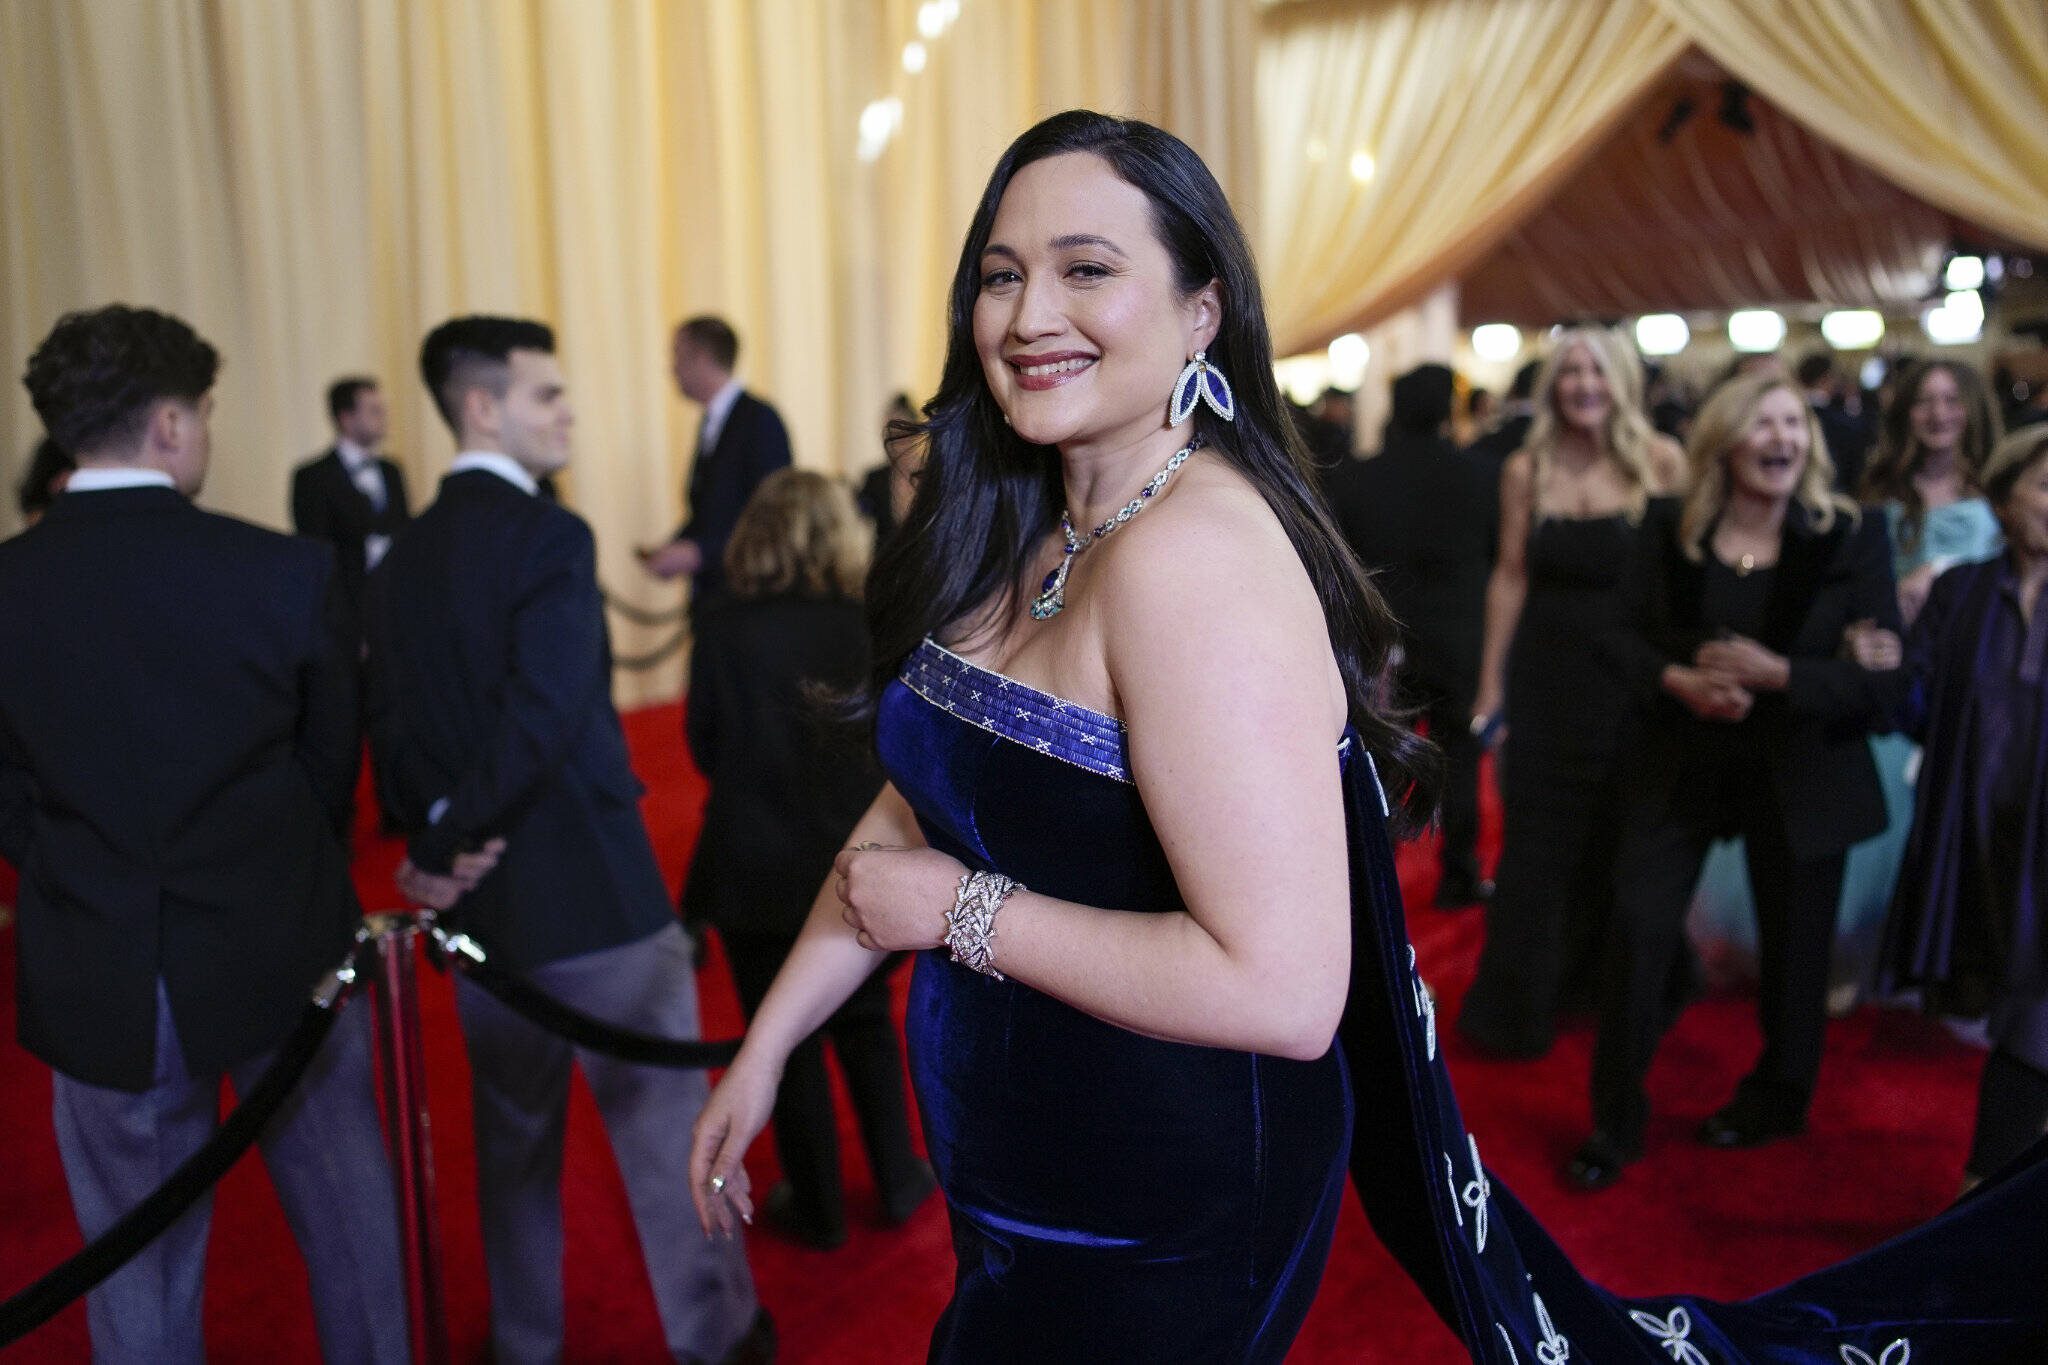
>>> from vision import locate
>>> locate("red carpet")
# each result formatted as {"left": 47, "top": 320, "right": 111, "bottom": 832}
{"left": 0, "top": 705, "right": 1987, "bottom": 1362}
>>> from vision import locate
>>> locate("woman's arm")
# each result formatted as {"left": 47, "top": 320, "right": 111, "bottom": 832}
{"left": 1472, "top": 451, "right": 1533, "bottom": 728}
{"left": 690, "top": 780, "right": 924, "bottom": 1234}
{"left": 839, "top": 491, "right": 1352, "bottom": 1062}
{"left": 1781, "top": 517, "right": 1903, "bottom": 723}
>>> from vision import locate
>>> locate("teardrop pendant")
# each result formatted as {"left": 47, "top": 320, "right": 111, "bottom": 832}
{"left": 1030, "top": 555, "right": 1072, "bottom": 619}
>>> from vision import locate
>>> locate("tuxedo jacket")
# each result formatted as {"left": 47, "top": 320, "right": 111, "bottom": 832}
{"left": 0, "top": 487, "right": 361, "bottom": 1090}
{"left": 673, "top": 391, "right": 792, "bottom": 603}
{"left": 291, "top": 446, "right": 412, "bottom": 613}
{"left": 1327, "top": 433, "right": 1497, "bottom": 695}
{"left": 683, "top": 593, "right": 882, "bottom": 936}
{"left": 364, "top": 470, "right": 673, "bottom": 971}
{"left": 1608, "top": 497, "right": 1900, "bottom": 863}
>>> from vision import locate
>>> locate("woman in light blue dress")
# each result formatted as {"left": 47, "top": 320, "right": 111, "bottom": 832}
{"left": 1688, "top": 359, "right": 2005, "bottom": 998}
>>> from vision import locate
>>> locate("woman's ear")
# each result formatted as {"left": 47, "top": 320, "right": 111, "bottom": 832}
{"left": 1190, "top": 280, "right": 1223, "bottom": 354}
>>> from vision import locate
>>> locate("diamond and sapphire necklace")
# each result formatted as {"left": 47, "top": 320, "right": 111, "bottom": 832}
{"left": 1029, "top": 434, "right": 1201, "bottom": 620}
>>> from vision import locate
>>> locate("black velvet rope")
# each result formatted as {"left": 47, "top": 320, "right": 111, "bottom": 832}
{"left": 448, "top": 949, "right": 742, "bottom": 1068}
{"left": 0, "top": 996, "right": 346, "bottom": 1347}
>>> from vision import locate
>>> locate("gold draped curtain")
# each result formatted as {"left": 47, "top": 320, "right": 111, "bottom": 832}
{"left": 0, "top": 0, "right": 1249, "bottom": 701}
{"left": 1650, "top": 0, "right": 2048, "bottom": 256}
{"left": 3, "top": 0, "right": 2043, "bottom": 697}
{"left": 1458, "top": 62, "right": 1964, "bottom": 325}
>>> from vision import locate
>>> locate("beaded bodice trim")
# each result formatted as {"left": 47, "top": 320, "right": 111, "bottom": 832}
{"left": 899, "top": 637, "right": 1135, "bottom": 784}
{"left": 897, "top": 637, "right": 1364, "bottom": 793}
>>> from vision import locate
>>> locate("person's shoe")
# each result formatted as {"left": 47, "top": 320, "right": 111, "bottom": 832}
{"left": 761, "top": 1181, "right": 848, "bottom": 1251}
{"left": 1563, "top": 1131, "right": 1640, "bottom": 1191}
{"left": 1697, "top": 1095, "right": 1805, "bottom": 1148}
{"left": 713, "top": 1309, "right": 777, "bottom": 1365}
{"left": 880, "top": 1158, "right": 939, "bottom": 1226}
{"left": 1433, "top": 875, "right": 1494, "bottom": 909}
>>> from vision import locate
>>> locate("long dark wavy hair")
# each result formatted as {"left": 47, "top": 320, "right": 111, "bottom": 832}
{"left": 865, "top": 110, "right": 1438, "bottom": 825}
{"left": 1858, "top": 358, "right": 2003, "bottom": 553}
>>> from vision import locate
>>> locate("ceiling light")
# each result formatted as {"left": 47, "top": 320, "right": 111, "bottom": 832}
{"left": 1326, "top": 333, "right": 1371, "bottom": 389}
{"left": 1727, "top": 309, "right": 1785, "bottom": 353}
{"left": 1819, "top": 310, "right": 1885, "bottom": 350}
{"left": 902, "top": 41, "right": 927, "bottom": 73}
{"left": 1635, "top": 313, "right": 1690, "bottom": 356}
{"left": 1470, "top": 324, "right": 1522, "bottom": 363}
{"left": 1943, "top": 255, "right": 1985, "bottom": 292}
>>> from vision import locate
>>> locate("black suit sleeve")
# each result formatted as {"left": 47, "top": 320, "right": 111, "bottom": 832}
{"left": 407, "top": 514, "right": 610, "bottom": 874}
{"left": 291, "top": 463, "right": 332, "bottom": 541}
{"left": 385, "top": 460, "right": 411, "bottom": 522}
{"left": 1784, "top": 516, "right": 1901, "bottom": 724}
{"left": 295, "top": 552, "right": 361, "bottom": 835}
{"left": 0, "top": 714, "right": 34, "bottom": 870}
{"left": 1604, "top": 503, "right": 1702, "bottom": 701}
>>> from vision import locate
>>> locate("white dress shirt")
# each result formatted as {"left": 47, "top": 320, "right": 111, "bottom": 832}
{"left": 450, "top": 451, "right": 540, "bottom": 496}
{"left": 337, "top": 439, "right": 395, "bottom": 569}
{"left": 698, "top": 378, "right": 743, "bottom": 456}
{"left": 64, "top": 467, "right": 177, "bottom": 493}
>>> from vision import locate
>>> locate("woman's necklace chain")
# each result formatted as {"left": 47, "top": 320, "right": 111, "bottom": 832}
{"left": 1030, "top": 435, "right": 1201, "bottom": 621}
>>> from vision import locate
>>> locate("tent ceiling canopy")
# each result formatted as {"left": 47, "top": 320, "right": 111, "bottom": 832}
{"left": 1456, "top": 53, "right": 2012, "bottom": 327}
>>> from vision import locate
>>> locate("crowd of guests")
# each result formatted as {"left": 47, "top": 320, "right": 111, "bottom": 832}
{"left": 1322, "top": 333, "right": 2048, "bottom": 1193}
{"left": 7, "top": 288, "right": 2046, "bottom": 1355}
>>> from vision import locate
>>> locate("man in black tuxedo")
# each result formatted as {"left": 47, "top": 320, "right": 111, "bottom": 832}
{"left": 0, "top": 305, "right": 412, "bottom": 1362}
{"left": 365, "top": 316, "right": 768, "bottom": 1365}
{"left": 639, "top": 316, "right": 792, "bottom": 614}
{"left": 1796, "top": 352, "right": 1875, "bottom": 496}
{"left": 290, "top": 375, "right": 412, "bottom": 620}
{"left": 1328, "top": 364, "right": 1497, "bottom": 906}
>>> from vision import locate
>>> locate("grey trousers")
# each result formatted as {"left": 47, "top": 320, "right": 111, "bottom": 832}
{"left": 50, "top": 981, "right": 408, "bottom": 1365}
{"left": 453, "top": 923, "right": 758, "bottom": 1364}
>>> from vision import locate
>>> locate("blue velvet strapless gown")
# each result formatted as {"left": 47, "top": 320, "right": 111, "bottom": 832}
{"left": 879, "top": 637, "right": 2048, "bottom": 1363}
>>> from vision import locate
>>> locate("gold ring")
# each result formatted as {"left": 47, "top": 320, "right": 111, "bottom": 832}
{"left": 853, "top": 840, "right": 882, "bottom": 852}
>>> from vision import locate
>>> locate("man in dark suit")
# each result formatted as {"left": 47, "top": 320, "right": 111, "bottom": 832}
{"left": 366, "top": 316, "right": 768, "bottom": 1365}
{"left": 0, "top": 305, "right": 411, "bottom": 1362}
{"left": 290, "top": 375, "right": 412, "bottom": 620}
{"left": 1327, "top": 364, "right": 1498, "bottom": 906}
{"left": 639, "top": 316, "right": 792, "bottom": 613}
{"left": 1464, "top": 357, "right": 1539, "bottom": 474}
{"left": 1797, "top": 352, "right": 1875, "bottom": 496}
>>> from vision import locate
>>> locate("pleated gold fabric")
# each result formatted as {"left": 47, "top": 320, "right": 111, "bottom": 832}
{"left": 1649, "top": 0, "right": 2048, "bottom": 255}
{"left": 0, "top": 0, "right": 1245, "bottom": 700}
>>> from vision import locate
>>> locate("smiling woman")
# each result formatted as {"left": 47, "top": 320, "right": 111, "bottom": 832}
{"left": 684, "top": 113, "right": 2048, "bottom": 1364}
{"left": 1573, "top": 372, "right": 1898, "bottom": 1191}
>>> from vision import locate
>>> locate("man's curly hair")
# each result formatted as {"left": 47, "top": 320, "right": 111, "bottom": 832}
{"left": 22, "top": 305, "right": 219, "bottom": 456}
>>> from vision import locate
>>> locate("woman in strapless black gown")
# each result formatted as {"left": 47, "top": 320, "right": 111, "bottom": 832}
{"left": 1458, "top": 328, "right": 1689, "bottom": 1059}
{"left": 688, "top": 112, "right": 2048, "bottom": 1363}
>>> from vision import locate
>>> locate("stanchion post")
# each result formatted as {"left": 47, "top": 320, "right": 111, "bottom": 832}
{"left": 368, "top": 913, "right": 449, "bottom": 1365}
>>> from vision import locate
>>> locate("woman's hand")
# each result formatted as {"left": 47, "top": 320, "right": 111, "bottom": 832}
{"left": 1841, "top": 618, "right": 1903, "bottom": 672}
{"left": 833, "top": 844, "right": 965, "bottom": 953}
{"left": 1896, "top": 562, "right": 1938, "bottom": 626}
{"left": 1695, "top": 636, "right": 1791, "bottom": 692}
{"left": 1664, "top": 664, "right": 1754, "bottom": 722}
{"left": 688, "top": 1054, "right": 778, "bottom": 1239}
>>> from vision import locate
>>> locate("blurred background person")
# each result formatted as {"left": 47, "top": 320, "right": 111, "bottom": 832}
{"left": 857, "top": 392, "right": 922, "bottom": 547}
{"left": 14, "top": 435, "right": 73, "bottom": 529}
{"left": 1568, "top": 372, "right": 1898, "bottom": 1190}
{"left": 1456, "top": 327, "right": 1686, "bottom": 1058}
{"left": 290, "top": 376, "right": 412, "bottom": 628}
{"left": 639, "top": 316, "right": 793, "bottom": 617}
{"left": 1466, "top": 358, "right": 1541, "bottom": 472}
{"left": 1880, "top": 426, "right": 2048, "bottom": 1192}
{"left": 1798, "top": 351, "right": 1876, "bottom": 497}
{"left": 1461, "top": 384, "right": 1497, "bottom": 447}
{"left": 685, "top": 469, "right": 935, "bottom": 1250}
{"left": 1327, "top": 363, "right": 1496, "bottom": 906}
